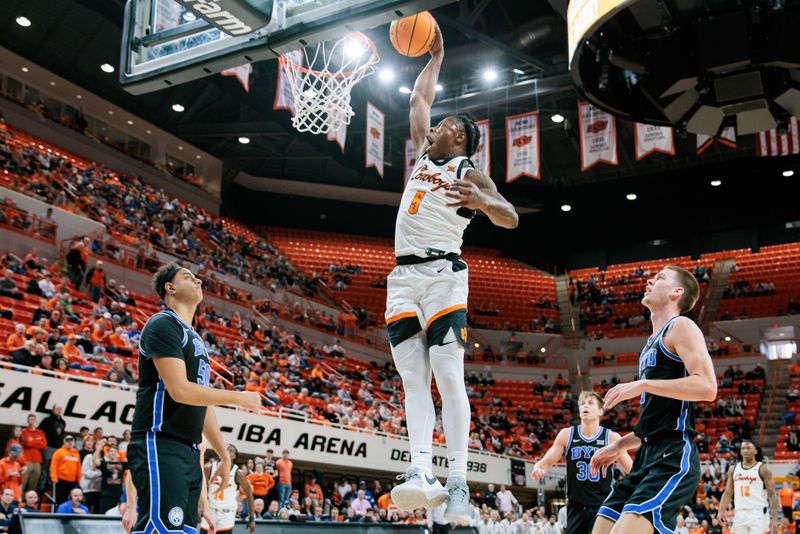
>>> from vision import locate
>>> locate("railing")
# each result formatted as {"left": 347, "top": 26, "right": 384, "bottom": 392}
{"left": 0, "top": 199, "right": 57, "bottom": 243}
{"left": 58, "top": 234, "right": 254, "bottom": 303}
{"left": 466, "top": 350, "right": 569, "bottom": 369}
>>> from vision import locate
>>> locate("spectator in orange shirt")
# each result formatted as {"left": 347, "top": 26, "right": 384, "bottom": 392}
{"left": 50, "top": 436, "right": 82, "bottom": 504}
{"left": 64, "top": 335, "right": 96, "bottom": 373}
{"left": 107, "top": 328, "right": 132, "bottom": 357}
{"left": 85, "top": 261, "right": 106, "bottom": 302}
{"left": 21, "top": 414, "right": 47, "bottom": 492}
{"left": 275, "top": 450, "right": 293, "bottom": 509}
{"left": 246, "top": 463, "right": 274, "bottom": 502}
{"left": 304, "top": 476, "right": 323, "bottom": 501}
{"left": 5, "top": 323, "right": 26, "bottom": 352}
{"left": 779, "top": 482, "right": 795, "bottom": 520}
{"left": 0, "top": 445, "right": 24, "bottom": 500}
{"left": 376, "top": 484, "right": 394, "bottom": 510}
{"left": 790, "top": 363, "right": 800, "bottom": 378}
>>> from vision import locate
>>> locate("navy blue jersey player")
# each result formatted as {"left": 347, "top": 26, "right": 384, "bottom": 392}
{"left": 532, "top": 391, "right": 633, "bottom": 534}
{"left": 589, "top": 266, "right": 717, "bottom": 534}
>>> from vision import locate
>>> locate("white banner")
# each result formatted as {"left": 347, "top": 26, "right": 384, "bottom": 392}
{"left": 404, "top": 137, "right": 417, "bottom": 188}
{"left": 471, "top": 120, "right": 491, "bottom": 175}
{"left": 505, "top": 112, "right": 540, "bottom": 183}
{"left": 634, "top": 123, "right": 674, "bottom": 160}
{"left": 273, "top": 50, "right": 302, "bottom": 115}
{"left": 696, "top": 126, "right": 736, "bottom": 155}
{"left": 326, "top": 120, "right": 347, "bottom": 154}
{"left": 221, "top": 63, "right": 252, "bottom": 93}
{"left": 0, "top": 369, "right": 526, "bottom": 485}
{"left": 756, "top": 117, "right": 800, "bottom": 157}
{"left": 365, "top": 102, "right": 384, "bottom": 178}
{"left": 578, "top": 102, "right": 618, "bottom": 170}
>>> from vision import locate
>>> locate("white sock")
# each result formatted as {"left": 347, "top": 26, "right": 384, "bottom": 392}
{"left": 392, "top": 334, "right": 434, "bottom": 474}
{"left": 429, "top": 336, "right": 470, "bottom": 480}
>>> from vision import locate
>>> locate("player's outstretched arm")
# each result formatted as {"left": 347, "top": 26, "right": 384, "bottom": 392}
{"left": 718, "top": 466, "right": 735, "bottom": 526}
{"left": 603, "top": 318, "right": 717, "bottom": 409}
{"left": 153, "top": 357, "right": 261, "bottom": 410}
{"left": 122, "top": 470, "right": 137, "bottom": 534}
{"left": 607, "top": 431, "right": 634, "bottom": 474}
{"left": 761, "top": 464, "right": 779, "bottom": 533}
{"left": 236, "top": 468, "right": 257, "bottom": 532}
{"left": 531, "top": 428, "right": 569, "bottom": 480}
{"left": 409, "top": 26, "right": 443, "bottom": 155}
{"left": 446, "top": 169, "right": 519, "bottom": 229}
{"left": 204, "top": 409, "right": 232, "bottom": 491}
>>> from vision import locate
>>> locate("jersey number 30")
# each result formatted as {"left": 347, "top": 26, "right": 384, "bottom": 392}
{"left": 408, "top": 191, "right": 426, "bottom": 214}
{"left": 576, "top": 461, "right": 601, "bottom": 482}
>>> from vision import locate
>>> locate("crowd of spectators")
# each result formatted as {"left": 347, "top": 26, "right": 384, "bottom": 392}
{"left": 723, "top": 280, "right": 776, "bottom": 299}
{"left": 0, "top": 122, "right": 315, "bottom": 301}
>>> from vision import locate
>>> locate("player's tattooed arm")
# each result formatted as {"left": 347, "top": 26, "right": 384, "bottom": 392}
{"left": 446, "top": 169, "right": 519, "bottom": 229}
{"left": 761, "top": 464, "right": 778, "bottom": 533}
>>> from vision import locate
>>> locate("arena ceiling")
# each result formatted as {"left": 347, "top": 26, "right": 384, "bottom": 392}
{"left": 0, "top": 0, "right": 798, "bottom": 214}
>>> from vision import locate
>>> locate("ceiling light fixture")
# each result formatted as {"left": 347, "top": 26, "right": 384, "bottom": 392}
{"left": 626, "top": 193, "right": 637, "bottom": 200}
{"left": 710, "top": 179, "right": 722, "bottom": 187}
{"left": 435, "top": 84, "right": 443, "bottom": 92}
{"left": 561, "top": 204, "right": 572, "bottom": 212}
{"left": 378, "top": 68, "right": 394, "bottom": 82}
{"left": 783, "top": 170, "right": 794, "bottom": 177}
{"left": 16, "top": 16, "right": 31, "bottom": 27}
{"left": 172, "top": 104, "right": 185, "bottom": 112}
{"left": 21, "top": 67, "right": 29, "bottom": 73}
{"left": 238, "top": 136, "right": 250, "bottom": 144}
{"left": 127, "top": 120, "right": 134, "bottom": 125}
{"left": 483, "top": 68, "right": 498, "bottom": 82}
{"left": 551, "top": 113, "right": 564, "bottom": 123}
{"left": 399, "top": 86, "right": 411, "bottom": 94}
{"left": 512, "top": 68, "right": 524, "bottom": 75}
{"left": 100, "top": 63, "right": 115, "bottom": 73}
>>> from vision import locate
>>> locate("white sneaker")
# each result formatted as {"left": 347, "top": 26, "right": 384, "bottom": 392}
{"left": 443, "top": 476, "right": 472, "bottom": 523}
{"left": 391, "top": 466, "right": 448, "bottom": 511}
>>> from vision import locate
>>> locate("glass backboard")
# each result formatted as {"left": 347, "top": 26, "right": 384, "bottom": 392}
{"left": 120, "top": 0, "right": 457, "bottom": 94}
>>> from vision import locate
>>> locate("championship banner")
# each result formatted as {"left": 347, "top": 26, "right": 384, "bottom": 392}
{"left": 274, "top": 50, "right": 302, "bottom": 114}
{"left": 756, "top": 117, "right": 800, "bottom": 157}
{"left": 0, "top": 368, "right": 524, "bottom": 486}
{"left": 471, "top": 120, "right": 491, "bottom": 175}
{"left": 696, "top": 127, "right": 737, "bottom": 155}
{"left": 634, "top": 123, "right": 674, "bottom": 160}
{"left": 404, "top": 137, "right": 417, "bottom": 188}
{"left": 221, "top": 63, "right": 252, "bottom": 92}
{"left": 505, "top": 112, "right": 540, "bottom": 182}
{"left": 326, "top": 120, "right": 346, "bottom": 154}
{"left": 365, "top": 102, "right": 385, "bottom": 178}
{"left": 578, "top": 102, "right": 618, "bottom": 171}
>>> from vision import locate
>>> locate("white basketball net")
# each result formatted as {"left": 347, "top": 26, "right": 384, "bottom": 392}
{"left": 279, "top": 32, "right": 379, "bottom": 135}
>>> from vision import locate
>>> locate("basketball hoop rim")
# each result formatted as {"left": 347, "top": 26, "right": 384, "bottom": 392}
{"left": 279, "top": 32, "right": 379, "bottom": 80}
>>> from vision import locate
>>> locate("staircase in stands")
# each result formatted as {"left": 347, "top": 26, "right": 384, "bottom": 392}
{"left": 698, "top": 258, "right": 736, "bottom": 332}
{"left": 759, "top": 359, "right": 791, "bottom": 457}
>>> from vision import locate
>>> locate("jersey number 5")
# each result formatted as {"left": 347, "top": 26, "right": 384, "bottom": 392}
{"left": 408, "top": 191, "right": 426, "bottom": 215}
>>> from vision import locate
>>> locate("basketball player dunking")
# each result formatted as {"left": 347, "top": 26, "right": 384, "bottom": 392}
{"left": 531, "top": 392, "right": 633, "bottom": 534}
{"left": 719, "top": 441, "right": 778, "bottom": 534}
{"left": 588, "top": 266, "right": 718, "bottom": 534}
{"left": 387, "top": 25, "right": 518, "bottom": 522}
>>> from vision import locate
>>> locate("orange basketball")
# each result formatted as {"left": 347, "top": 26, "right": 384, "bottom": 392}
{"left": 390, "top": 11, "right": 437, "bottom": 57}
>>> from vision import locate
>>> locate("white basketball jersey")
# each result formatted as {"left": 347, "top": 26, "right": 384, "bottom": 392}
{"left": 394, "top": 152, "right": 475, "bottom": 257}
{"left": 208, "top": 462, "right": 240, "bottom": 510}
{"left": 733, "top": 462, "right": 767, "bottom": 511}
